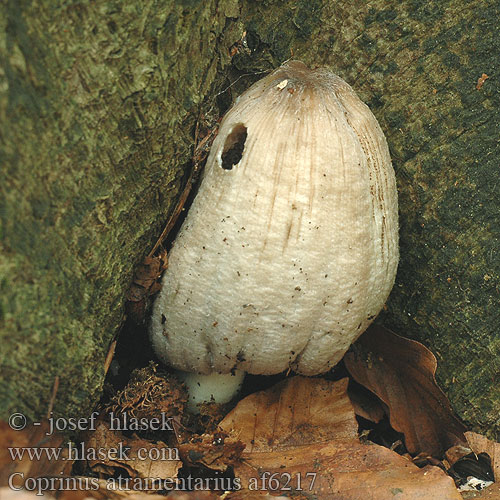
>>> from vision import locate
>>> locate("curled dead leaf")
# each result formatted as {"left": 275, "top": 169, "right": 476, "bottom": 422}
{"left": 125, "top": 253, "right": 167, "bottom": 324}
{"left": 459, "top": 482, "right": 500, "bottom": 499}
{"left": 126, "top": 255, "right": 167, "bottom": 303}
{"left": 220, "top": 377, "right": 357, "bottom": 451}
{"left": 0, "top": 487, "right": 56, "bottom": 499}
{"left": 219, "top": 376, "right": 461, "bottom": 499}
{"left": 344, "top": 325, "right": 467, "bottom": 456}
{"left": 446, "top": 444, "right": 474, "bottom": 467}
{"left": 84, "top": 422, "right": 181, "bottom": 481}
{"left": 476, "top": 73, "right": 489, "bottom": 90}
{"left": 178, "top": 433, "right": 245, "bottom": 471}
{"left": 347, "top": 382, "right": 386, "bottom": 424}
{"left": 465, "top": 431, "right": 500, "bottom": 481}
{"left": 0, "top": 420, "right": 72, "bottom": 489}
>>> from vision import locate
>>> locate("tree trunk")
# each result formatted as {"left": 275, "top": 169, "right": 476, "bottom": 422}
{"left": 1, "top": 0, "right": 498, "bottom": 439}
{"left": 0, "top": 0, "right": 242, "bottom": 419}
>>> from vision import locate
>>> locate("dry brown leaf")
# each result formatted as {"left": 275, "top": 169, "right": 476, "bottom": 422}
{"left": 83, "top": 487, "right": 219, "bottom": 500}
{"left": 446, "top": 444, "right": 474, "bottom": 467}
{"left": 226, "top": 491, "right": 291, "bottom": 500}
{"left": 84, "top": 422, "right": 181, "bottom": 480}
{"left": 460, "top": 482, "right": 500, "bottom": 499}
{"left": 0, "top": 420, "right": 72, "bottom": 488}
{"left": 219, "top": 376, "right": 461, "bottom": 500}
{"left": 466, "top": 432, "right": 500, "bottom": 481}
{"left": 0, "top": 488, "right": 220, "bottom": 500}
{"left": 476, "top": 73, "right": 489, "bottom": 90}
{"left": 347, "top": 383, "right": 386, "bottom": 424}
{"left": 163, "top": 493, "right": 220, "bottom": 500}
{"left": 37, "top": 478, "right": 218, "bottom": 500}
{"left": 220, "top": 377, "right": 357, "bottom": 452}
{"left": 0, "top": 487, "right": 56, "bottom": 499}
{"left": 178, "top": 433, "right": 245, "bottom": 471}
{"left": 125, "top": 253, "right": 167, "bottom": 324}
{"left": 234, "top": 442, "right": 461, "bottom": 499}
{"left": 344, "top": 324, "right": 467, "bottom": 456}
{"left": 126, "top": 255, "right": 166, "bottom": 303}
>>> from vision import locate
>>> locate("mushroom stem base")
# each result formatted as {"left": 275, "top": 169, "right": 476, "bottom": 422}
{"left": 178, "top": 370, "right": 246, "bottom": 413}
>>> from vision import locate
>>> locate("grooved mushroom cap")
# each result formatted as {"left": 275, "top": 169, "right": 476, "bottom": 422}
{"left": 150, "top": 60, "right": 398, "bottom": 376}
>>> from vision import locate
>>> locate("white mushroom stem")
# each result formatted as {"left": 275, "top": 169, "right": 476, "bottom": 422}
{"left": 177, "top": 370, "right": 245, "bottom": 413}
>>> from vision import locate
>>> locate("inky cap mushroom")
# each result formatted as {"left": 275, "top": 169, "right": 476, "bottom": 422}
{"left": 150, "top": 61, "right": 398, "bottom": 406}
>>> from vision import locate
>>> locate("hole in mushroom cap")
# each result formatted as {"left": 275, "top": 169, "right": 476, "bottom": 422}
{"left": 220, "top": 123, "right": 247, "bottom": 170}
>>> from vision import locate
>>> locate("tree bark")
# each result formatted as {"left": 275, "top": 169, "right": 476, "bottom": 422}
{"left": 1, "top": 0, "right": 498, "bottom": 439}
{"left": 0, "top": 0, "right": 241, "bottom": 419}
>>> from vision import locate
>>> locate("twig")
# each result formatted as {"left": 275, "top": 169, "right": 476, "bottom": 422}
{"left": 46, "top": 376, "right": 60, "bottom": 418}
{"left": 104, "top": 339, "right": 117, "bottom": 376}
{"left": 148, "top": 126, "right": 218, "bottom": 257}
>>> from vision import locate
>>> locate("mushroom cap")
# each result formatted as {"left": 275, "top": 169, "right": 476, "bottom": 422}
{"left": 150, "top": 61, "right": 398, "bottom": 376}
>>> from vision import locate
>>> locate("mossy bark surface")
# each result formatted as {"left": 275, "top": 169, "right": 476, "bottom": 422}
{"left": 0, "top": 0, "right": 242, "bottom": 420}
{"left": 1, "top": 0, "right": 499, "bottom": 438}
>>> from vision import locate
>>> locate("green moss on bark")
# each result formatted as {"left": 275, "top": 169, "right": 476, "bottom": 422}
{"left": 0, "top": 0, "right": 241, "bottom": 421}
